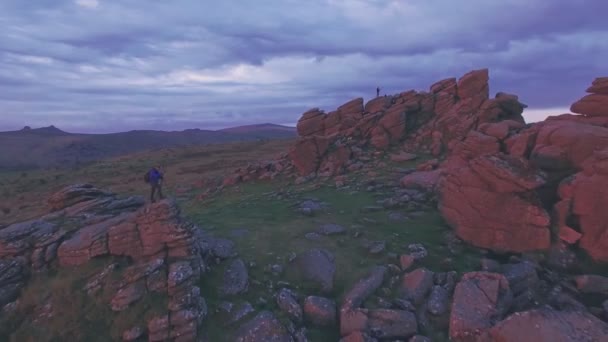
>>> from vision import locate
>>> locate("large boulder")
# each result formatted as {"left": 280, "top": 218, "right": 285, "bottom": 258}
{"left": 530, "top": 120, "right": 608, "bottom": 171}
{"left": 490, "top": 308, "right": 608, "bottom": 342}
{"left": 571, "top": 94, "right": 608, "bottom": 117}
{"left": 449, "top": 272, "right": 512, "bottom": 341}
{"left": 439, "top": 153, "right": 551, "bottom": 253}
{"left": 296, "top": 108, "right": 326, "bottom": 136}
{"left": 289, "top": 136, "right": 332, "bottom": 176}
{"left": 556, "top": 149, "right": 608, "bottom": 262}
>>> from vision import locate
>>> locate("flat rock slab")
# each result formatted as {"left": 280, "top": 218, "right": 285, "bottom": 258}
{"left": 304, "top": 296, "right": 336, "bottom": 327}
{"left": 490, "top": 308, "right": 608, "bottom": 342}
{"left": 220, "top": 258, "right": 249, "bottom": 296}
{"left": 289, "top": 248, "right": 336, "bottom": 293}
{"left": 235, "top": 311, "right": 294, "bottom": 342}
{"left": 318, "top": 223, "right": 346, "bottom": 235}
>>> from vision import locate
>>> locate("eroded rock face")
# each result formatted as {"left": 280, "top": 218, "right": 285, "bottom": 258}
{"left": 449, "top": 272, "right": 512, "bottom": 341}
{"left": 439, "top": 153, "right": 551, "bottom": 252}
{"left": 0, "top": 185, "right": 212, "bottom": 341}
{"left": 556, "top": 149, "right": 608, "bottom": 262}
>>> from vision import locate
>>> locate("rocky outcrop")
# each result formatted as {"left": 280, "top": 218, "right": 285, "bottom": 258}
{"left": 439, "top": 153, "right": 551, "bottom": 253}
{"left": 571, "top": 77, "right": 608, "bottom": 117}
{"left": 554, "top": 148, "right": 608, "bottom": 262}
{"left": 0, "top": 184, "right": 213, "bottom": 341}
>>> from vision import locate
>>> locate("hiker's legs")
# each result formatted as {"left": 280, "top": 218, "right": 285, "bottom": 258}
{"left": 158, "top": 183, "right": 164, "bottom": 199}
{"left": 150, "top": 184, "right": 157, "bottom": 202}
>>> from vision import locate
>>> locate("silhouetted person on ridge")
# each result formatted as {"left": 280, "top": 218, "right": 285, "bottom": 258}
{"left": 144, "top": 166, "right": 164, "bottom": 203}
{"left": 376, "top": 87, "right": 380, "bottom": 97}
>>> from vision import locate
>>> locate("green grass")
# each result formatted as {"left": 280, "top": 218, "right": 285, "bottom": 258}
{"left": 182, "top": 178, "right": 477, "bottom": 341}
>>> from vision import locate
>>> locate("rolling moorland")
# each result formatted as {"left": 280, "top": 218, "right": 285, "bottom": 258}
{"left": 1, "top": 70, "right": 608, "bottom": 342}
{"left": 0, "top": 123, "right": 296, "bottom": 171}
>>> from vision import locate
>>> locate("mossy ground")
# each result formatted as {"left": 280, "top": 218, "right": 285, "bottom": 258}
{"left": 181, "top": 171, "right": 479, "bottom": 341}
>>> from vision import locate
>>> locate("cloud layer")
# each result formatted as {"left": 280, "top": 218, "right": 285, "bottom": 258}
{"left": 1, "top": 0, "right": 607, "bottom": 132}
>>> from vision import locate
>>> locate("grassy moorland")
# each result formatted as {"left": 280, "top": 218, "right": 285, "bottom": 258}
{"left": 0, "top": 139, "right": 291, "bottom": 227}
{"left": 0, "top": 139, "right": 484, "bottom": 341}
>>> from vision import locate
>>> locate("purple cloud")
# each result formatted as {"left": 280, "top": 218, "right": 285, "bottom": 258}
{"left": 0, "top": 0, "right": 607, "bottom": 132}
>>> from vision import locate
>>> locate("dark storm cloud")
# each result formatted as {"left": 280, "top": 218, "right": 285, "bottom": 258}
{"left": 0, "top": 0, "right": 607, "bottom": 132}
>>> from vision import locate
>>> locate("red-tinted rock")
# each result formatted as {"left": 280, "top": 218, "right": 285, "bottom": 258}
{"left": 558, "top": 226, "right": 582, "bottom": 245}
{"left": 367, "top": 309, "right": 418, "bottom": 339}
{"left": 390, "top": 152, "right": 417, "bottom": 162}
{"left": 339, "top": 97, "right": 364, "bottom": 116}
{"left": 558, "top": 150, "right": 608, "bottom": 262}
{"left": 531, "top": 120, "right": 608, "bottom": 171}
{"left": 303, "top": 296, "right": 336, "bottom": 327}
{"left": 430, "top": 78, "right": 457, "bottom": 95}
{"left": 571, "top": 94, "right": 608, "bottom": 117}
{"left": 449, "top": 272, "right": 511, "bottom": 342}
{"left": 400, "top": 170, "right": 441, "bottom": 192}
{"left": 457, "top": 69, "right": 489, "bottom": 110}
{"left": 586, "top": 77, "right": 608, "bottom": 94}
{"left": 489, "top": 308, "right": 608, "bottom": 342}
{"left": 296, "top": 108, "right": 325, "bottom": 136}
{"left": 439, "top": 154, "right": 551, "bottom": 253}
{"left": 365, "top": 96, "right": 393, "bottom": 114}
{"left": 400, "top": 268, "right": 434, "bottom": 305}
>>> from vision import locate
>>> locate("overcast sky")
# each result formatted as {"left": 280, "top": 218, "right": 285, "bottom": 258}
{"left": 1, "top": 0, "right": 606, "bottom": 133}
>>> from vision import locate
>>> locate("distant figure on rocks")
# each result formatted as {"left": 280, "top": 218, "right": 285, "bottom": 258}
{"left": 376, "top": 87, "right": 380, "bottom": 97}
{"left": 144, "top": 166, "right": 164, "bottom": 203}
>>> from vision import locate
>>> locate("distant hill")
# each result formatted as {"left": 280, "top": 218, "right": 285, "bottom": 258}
{"left": 0, "top": 124, "right": 296, "bottom": 170}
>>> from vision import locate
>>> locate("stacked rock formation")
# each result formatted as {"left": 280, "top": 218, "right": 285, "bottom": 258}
{"left": 438, "top": 77, "right": 608, "bottom": 262}
{"left": 0, "top": 184, "right": 214, "bottom": 341}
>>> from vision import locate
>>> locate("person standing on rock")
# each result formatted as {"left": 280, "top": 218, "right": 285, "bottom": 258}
{"left": 376, "top": 86, "right": 380, "bottom": 97}
{"left": 145, "top": 166, "right": 164, "bottom": 203}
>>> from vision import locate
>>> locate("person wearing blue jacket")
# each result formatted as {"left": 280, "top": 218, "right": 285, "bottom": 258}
{"left": 145, "top": 166, "right": 164, "bottom": 203}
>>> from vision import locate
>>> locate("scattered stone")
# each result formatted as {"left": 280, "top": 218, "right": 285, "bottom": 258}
{"left": 392, "top": 299, "right": 416, "bottom": 312}
{"left": 342, "top": 266, "right": 387, "bottom": 311}
{"left": 276, "top": 288, "right": 303, "bottom": 323}
{"left": 289, "top": 249, "right": 336, "bottom": 293}
{"left": 480, "top": 258, "right": 501, "bottom": 272}
{"left": 400, "top": 268, "right": 434, "bottom": 305}
{"left": 426, "top": 286, "right": 449, "bottom": 316}
{"left": 387, "top": 212, "right": 409, "bottom": 222}
{"left": 407, "top": 244, "right": 428, "bottom": 260}
{"left": 408, "top": 335, "right": 431, "bottom": 342}
{"left": 122, "top": 326, "right": 145, "bottom": 341}
{"left": 210, "top": 238, "right": 238, "bottom": 259}
{"left": 368, "top": 309, "right": 418, "bottom": 339}
{"left": 367, "top": 241, "right": 386, "bottom": 255}
{"left": 304, "top": 232, "right": 321, "bottom": 240}
{"left": 234, "top": 311, "right": 294, "bottom": 342}
{"left": 318, "top": 223, "right": 346, "bottom": 235}
{"left": 339, "top": 331, "right": 378, "bottom": 342}
{"left": 303, "top": 296, "right": 337, "bottom": 327}
{"left": 399, "top": 255, "right": 415, "bottom": 271}
{"left": 220, "top": 258, "right": 249, "bottom": 296}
